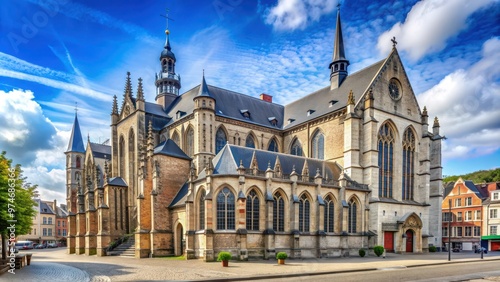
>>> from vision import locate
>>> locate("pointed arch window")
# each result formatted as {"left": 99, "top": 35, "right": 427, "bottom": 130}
{"left": 119, "top": 136, "right": 125, "bottom": 177}
{"left": 402, "top": 128, "right": 416, "bottom": 200}
{"left": 76, "top": 156, "right": 81, "bottom": 169}
{"left": 348, "top": 199, "right": 357, "bottom": 233}
{"left": 216, "top": 128, "right": 227, "bottom": 154}
{"left": 172, "top": 131, "right": 180, "bottom": 147}
{"left": 311, "top": 131, "right": 325, "bottom": 160}
{"left": 129, "top": 129, "right": 136, "bottom": 196}
{"left": 199, "top": 190, "right": 206, "bottom": 230}
{"left": 378, "top": 123, "right": 394, "bottom": 198}
{"left": 273, "top": 193, "right": 285, "bottom": 232}
{"left": 299, "top": 194, "right": 310, "bottom": 232}
{"left": 324, "top": 195, "right": 335, "bottom": 233}
{"left": 216, "top": 187, "right": 235, "bottom": 230}
{"left": 268, "top": 138, "right": 278, "bottom": 152}
{"left": 246, "top": 189, "right": 260, "bottom": 231}
{"left": 245, "top": 134, "right": 255, "bottom": 148}
{"left": 290, "top": 138, "right": 303, "bottom": 156}
{"left": 185, "top": 127, "right": 194, "bottom": 157}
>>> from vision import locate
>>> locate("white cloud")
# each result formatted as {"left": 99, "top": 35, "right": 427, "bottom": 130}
{"left": 264, "top": 0, "right": 338, "bottom": 31}
{"left": 0, "top": 89, "right": 67, "bottom": 204}
{"left": 377, "top": 0, "right": 496, "bottom": 60}
{"left": 418, "top": 37, "right": 500, "bottom": 160}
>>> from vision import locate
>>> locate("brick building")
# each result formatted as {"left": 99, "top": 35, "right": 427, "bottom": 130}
{"left": 65, "top": 7, "right": 443, "bottom": 259}
{"left": 442, "top": 178, "right": 486, "bottom": 251}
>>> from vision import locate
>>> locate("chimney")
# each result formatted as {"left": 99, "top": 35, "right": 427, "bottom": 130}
{"left": 54, "top": 199, "right": 57, "bottom": 210}
{"left": 260, "top": 93, "right": 272, "bottom": 103}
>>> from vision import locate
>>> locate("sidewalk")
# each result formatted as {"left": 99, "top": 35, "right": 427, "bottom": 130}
{"left": 2, "top": 249, "right": 500, "bottom": 281}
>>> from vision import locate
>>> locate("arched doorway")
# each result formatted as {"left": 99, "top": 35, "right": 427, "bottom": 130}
{"left": 406, "top": 229, "right": 414, "bottom": 253}
{"left": 175, "top": 223, "right": 184, "bottom": 256}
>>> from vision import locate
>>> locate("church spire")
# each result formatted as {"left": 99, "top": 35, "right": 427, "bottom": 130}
{"left": 66, "top": 112, "right": 85, "bottom": 153}
{"left": 196, "top": 71, "right": 213, "bottom": 99}
{"left": 156, "top": 10, "right": 181, "bottom": 110}
{"left": 329, "top": 4, "right": 349, "bottom": 90}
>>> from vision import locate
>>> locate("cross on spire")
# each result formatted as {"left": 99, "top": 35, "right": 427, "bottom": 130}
{"left": 160, "top": 8, "right": 175, "bottom": 32}
{"left": 75, "top": 102, "right": 78, "bottom": 114}
{"left": 391, "top": 36, "right": 398, "bottom": 48}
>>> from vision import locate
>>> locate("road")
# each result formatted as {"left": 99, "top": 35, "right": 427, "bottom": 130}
{"left": 256, "top": 261, "right": 500, "bottom": 282}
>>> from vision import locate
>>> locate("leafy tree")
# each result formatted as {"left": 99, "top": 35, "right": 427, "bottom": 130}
{"left": 444, "top": 168, "right": 500, "bottom": 184}
{"left": 0, "top": 151, "right": 38, "bottom": 260}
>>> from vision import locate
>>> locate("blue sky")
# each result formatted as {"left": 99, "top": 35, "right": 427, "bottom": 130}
{"left": 0, "top": 0, "right": 499, "bottom": 204}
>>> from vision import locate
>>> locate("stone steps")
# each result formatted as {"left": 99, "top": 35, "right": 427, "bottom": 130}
{"left": 107, "top": 239, "right": 135, "bottom": 257}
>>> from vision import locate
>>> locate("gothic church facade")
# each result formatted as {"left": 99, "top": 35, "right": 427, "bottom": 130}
{"left": 65, "top": 9, "right": 444, "bottom": 260}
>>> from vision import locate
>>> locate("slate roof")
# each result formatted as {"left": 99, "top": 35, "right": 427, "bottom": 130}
{"left": 108, "top": 177, "right": 128, "bottom": 187}
{"left": 169, "top": 181, "right": 189, "bottom": 208}
{"left": 165, "top": 84, "right": 284, "bottom": 129}
{"left": 66, "top": 114, "right": 85, "bottom": 153}
{"left": 39, "top": 201, "right": 55, "bottom": 214}
{"left": 443, "top": 182, "right": 455, "bottom": 198}
{"left": 464, "top": 180, "right": 485, "bottom": 199}
{"left": 55, "top": 206, "right": 68, "bottom": 218}
{"left": 199, "top": 144, "right": 341, "bottom": 180}
{"left": 154, "top": 139, "right": 191, "bottom": 160}
{"left": 283, "top": 59, "right": 385, "bottom": 129}
{"left": 89, "top": 142, "right": 111, "bottom": 159}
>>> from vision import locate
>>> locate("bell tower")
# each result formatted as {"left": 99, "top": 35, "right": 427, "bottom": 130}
{"left": 329, "top": 5, "right": 349, "bottom": 90}
{"left": 155, "top": 11, "right": 181, "bottom": 110}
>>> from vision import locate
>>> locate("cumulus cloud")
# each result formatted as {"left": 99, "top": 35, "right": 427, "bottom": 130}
{"left": 0, "top": 89, "right": 68, "bottom": 204}
{"left": 377, "top": 0, "right": 496, "bottom": 60}
{"left": 264, "top": 0, "right": 338, "bottom": 31}
{"left": 418, "top": 37, "right": 500, "bottom": 159}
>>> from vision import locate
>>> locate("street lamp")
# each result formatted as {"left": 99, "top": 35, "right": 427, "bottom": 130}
{"left": 448, "top": 199, "right": 451, "bottom": 261}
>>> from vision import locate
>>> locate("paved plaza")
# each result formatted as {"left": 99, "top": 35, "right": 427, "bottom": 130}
{"left": 2, "top": 249, "right": 500, "bottom": 281}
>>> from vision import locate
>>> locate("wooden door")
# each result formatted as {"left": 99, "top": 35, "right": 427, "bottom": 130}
{"left": 384, "top": 231, "right": 394, "bottom": 252}
{"left": 406, "top": 230, "right": 413, "bottom": 253}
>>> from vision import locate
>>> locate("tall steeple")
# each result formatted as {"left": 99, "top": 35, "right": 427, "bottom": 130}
{"left": 66, "top": 113, "right": 85, "bottom": 153}
{"left": 155, "top": 10, "right": 181, "bottom": 111}
{"left": 329, "top": 5, "right": 349, "bottom": 90}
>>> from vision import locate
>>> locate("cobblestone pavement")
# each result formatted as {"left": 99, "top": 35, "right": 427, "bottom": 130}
{"left": 1, "top": 261, "right": 89, "bottom": 282}
{"left": 2, "top": 249, "right": 500, "bottom": 281}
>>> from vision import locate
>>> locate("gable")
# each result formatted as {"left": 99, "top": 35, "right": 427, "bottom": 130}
{"left": 364, "top": 49, "right": 422, "bottom": 123}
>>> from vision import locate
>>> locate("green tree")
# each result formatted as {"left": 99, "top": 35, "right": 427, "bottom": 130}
{"left": 0, "top": 151, "right": 38, "bottom": 260}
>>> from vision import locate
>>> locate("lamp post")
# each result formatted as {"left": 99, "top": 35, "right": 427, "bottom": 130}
{"left": 448, "top": 199, "right": 451, "bottom": 261}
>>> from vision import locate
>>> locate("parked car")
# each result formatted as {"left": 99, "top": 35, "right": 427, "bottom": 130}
{"left": 15, "top": 241, "right": 34, "bottom": 250}
{"left": 47, "top": 243, "right": 58, "bottom": 248}
{"left": 35, "top": 244, "right": 46, "bottom": 249}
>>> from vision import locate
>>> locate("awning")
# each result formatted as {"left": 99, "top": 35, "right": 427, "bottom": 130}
{"left": 481, "top": 235, "right": 500, "bottom": 240}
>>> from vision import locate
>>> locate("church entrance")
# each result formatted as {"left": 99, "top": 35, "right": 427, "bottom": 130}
{"left": 384, "top": 231, "right": 394, "bottom": 252}
{"left": 406, "top": 229, "right": 414, "bottom": 253}
{"left": 175, "top": 223, "right": 184, "bottom": 256}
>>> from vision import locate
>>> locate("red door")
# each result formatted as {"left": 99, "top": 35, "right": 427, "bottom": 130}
{"left": 384, "top": 232, "right": 394, "bottom": 252}
{"left": 491, "top": 241, "right": 500, "bottom": 251}
{"left": 406, "top": 230, "right": 413, "bottom": 253}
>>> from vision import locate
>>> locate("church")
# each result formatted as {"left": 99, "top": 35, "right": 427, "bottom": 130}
{"left": 65, "top": 8, "right": 444, "bottom": 260}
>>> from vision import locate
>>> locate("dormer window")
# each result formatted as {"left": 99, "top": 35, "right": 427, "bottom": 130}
{"left": 268, "top": 117, "right": 278, "bottom": 127}
{"left": 288, "top": 118, "right": 295, "bottom": 124}
{"left": 307, "top": 109, "right": 315, "bottom": 116}
{"left": 329, "top": 100, "right": 338, "bottom": 107}
{"left": 493, "top": 192, "right": 499, "bottom": 200}
{"left": 176, "top": 110, "right": 186, "bottom": 119}
{"left": 240, "top": 109, "right": 250, "bottom": 119}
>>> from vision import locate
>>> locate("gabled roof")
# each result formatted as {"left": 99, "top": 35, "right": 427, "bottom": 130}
{"left": 108, "top": 177, "right": 128, "bottom": 187}
{"left": 166, "top": 84, "right": 284, "bottom": 129}
{"left": 55, "top": 206, "right": 68, "bottom": 218}
{"left": 154, "top": 139, "right": 191, "bottom": 160}
{"left": 464, "top": 180, "right": 484, "bottom": 199}
{"left": 89, "top": 142, "right": 111, "bottom": 159}
{"left": 283, "top": 59, "right": 385, "bottom": 129}
{"left": 66, "top": 114, "right": 85, "bottom": 153}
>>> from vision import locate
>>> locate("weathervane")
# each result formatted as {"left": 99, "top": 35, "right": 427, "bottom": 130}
{"left": 391, "top": 36, "right": 398, "bottom": 48}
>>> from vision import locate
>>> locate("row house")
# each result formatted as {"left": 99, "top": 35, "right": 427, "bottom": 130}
{"left": 479, "top": 182, "right": 500, "bottom": 251}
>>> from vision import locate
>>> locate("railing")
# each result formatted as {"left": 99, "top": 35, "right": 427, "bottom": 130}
{"left": 346, "top": 179, "right": 369, "bottom": 190}
{"left": 156, "top": 72, "right": 181, "bottom": 81}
